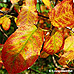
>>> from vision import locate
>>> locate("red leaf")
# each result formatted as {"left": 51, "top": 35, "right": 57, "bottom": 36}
{"left": 2, "top": 24, "right": 44, "bottom": 74}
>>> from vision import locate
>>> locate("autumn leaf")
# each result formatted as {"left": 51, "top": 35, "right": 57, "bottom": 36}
{"left": 16, "top": 6, "right": 38, "bottom": 27}
{"left": 2, "top": 16, "right": 11, "bottom": 31}
{"left": 42, "top": 0, "right": 51, "bottom": 9}
{"left": 48, "top": 0, "right": 74, "bottom": 27}
{"left": 64, "top": 36, "right": 74, "bottom": 52}
{"left": 43, "top": 31, "right": 63, "bottom": 55}
{"left": 2, "top": 24, "right": 44, "bottom": 74}
{"left": 58, "top": 50, "right": 74, "bottom": 66}
{"left": 40, "top": 50, "right": 49, "bottom": 58}
{"left": 10, "top": 0, "right": 20, "bottom": 4}
{"left": 16, "top": 0, "right": 38, "bottom": 27}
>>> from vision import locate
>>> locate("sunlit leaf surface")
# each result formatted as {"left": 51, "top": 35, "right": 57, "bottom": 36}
{"left": 43, "top": 31, "right": 63, "bottom": 55}
{"left": 2, "top": 24, "right": 44, "bottom": 74}
{"left": 48, "top": 0, "right": 74, "bottom": 27}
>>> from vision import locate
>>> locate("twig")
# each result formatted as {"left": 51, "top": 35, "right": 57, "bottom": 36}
{"left": 66, "top": 27, "right": 74, "bottom": 33}
{"left": 0, "top": 27, "right": 8, "bottom": 38}
{"left": 38, "top": 13, "right": 49, "bottom": 19}
{"left": 52, "top": 55, "right": 65, "bottom": 70}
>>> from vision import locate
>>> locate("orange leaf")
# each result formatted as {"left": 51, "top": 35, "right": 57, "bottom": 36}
{"left": 64, "top": 36, "right": 74, "bottom": 52}
{"left": 2, "top": 24, "right": 44, "bottom": 74}
{"left": 43, "top": 31, "right": 63, "bottom": 55}
{"left": 58, "top": 50, "right": 74, "bottom": 66}
{"left": 48, "top": 0, "right": 74, "bottom": 27}
{"left": 2, "top": 17, "right": 11, "bottom": 31}
{"left": 40, "top": 50, "right": 49, "bottom": 58}
{"left": 10, "top": 0, "right": 20, "bottom": 4}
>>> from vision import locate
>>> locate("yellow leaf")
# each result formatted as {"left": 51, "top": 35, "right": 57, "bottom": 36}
{"left": 2, "top": 17, "right": 11, "bottom": 31}
{"left": 64, "top": 36, "right": 74, "bottom": 52}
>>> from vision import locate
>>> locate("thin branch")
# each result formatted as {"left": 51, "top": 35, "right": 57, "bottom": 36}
{"left": 66, "top": 27, "right": 74, "bottom": 33}
{"left": 0, "top": 27, "right": 8, "bottom": 38}
{"left": 38, "top": 13, "right": 49, "bottom": 19}
{"left": 52, "top": 55, "right": 65, "bottom": 70}
{"left": 0, "top": 3, "right": 17, "bottom": 18}
{"left": 52, "top": 56, "right": 74, "bottom": 70}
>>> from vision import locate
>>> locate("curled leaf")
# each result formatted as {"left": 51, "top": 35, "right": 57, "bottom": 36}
{"left": 2, "top": 24, "right": 44, "bottom": 74}
{"left": 43, "top": 31, "right": 63, "bottom": 55}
